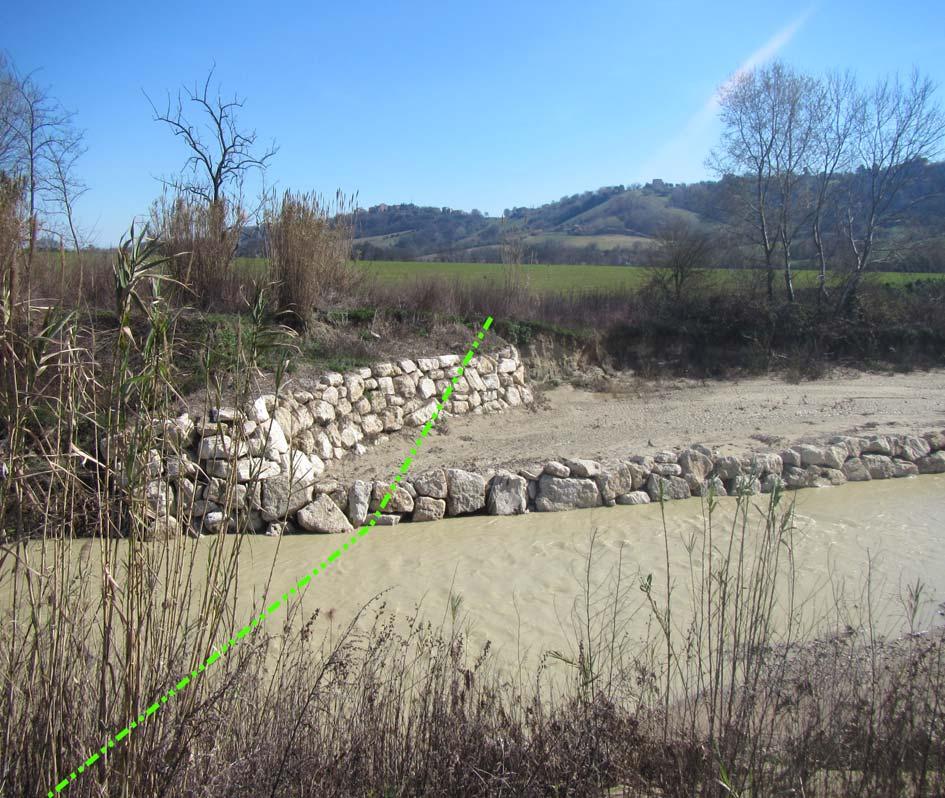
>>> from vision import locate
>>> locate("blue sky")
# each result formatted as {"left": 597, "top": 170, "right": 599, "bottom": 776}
{"left": 2, "top": 0, "right": 943, "bottom": 244}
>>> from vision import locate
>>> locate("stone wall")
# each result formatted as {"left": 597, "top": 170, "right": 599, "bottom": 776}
{"left": 148, "top": 408, "right": 944, "bottom": 538}
{"left": 290, "top": 430, "right": 944, "bottom": 533}
{"left": 139, "top": 345, "right": 534, "bottom": 537}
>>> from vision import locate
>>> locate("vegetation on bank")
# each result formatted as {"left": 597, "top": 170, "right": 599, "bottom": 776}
{"left": 4, "top": 469, "right": 945, "bottom": 796}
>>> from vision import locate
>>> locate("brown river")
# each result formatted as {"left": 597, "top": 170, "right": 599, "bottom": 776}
{"left": 5, "top": 476, "right": 944, "bottom": 667}
{"left": 218, "top": 475, "right": 945, "bottom": 660}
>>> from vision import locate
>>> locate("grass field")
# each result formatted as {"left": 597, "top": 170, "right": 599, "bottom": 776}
{"left": 340, "top": 260, "right": 945, "bottom": 294}
{"left": 40, "top": 251, "right": 944, "bottom": 300}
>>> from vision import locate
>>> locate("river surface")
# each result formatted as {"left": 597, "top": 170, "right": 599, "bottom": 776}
{"left": 4, "top": 476, "right": 944, "bottom": 667}
{"left": 218, "top": 475, "right": 945, "bottom": 659}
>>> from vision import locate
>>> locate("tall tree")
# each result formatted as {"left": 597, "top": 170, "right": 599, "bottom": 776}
{"left": 836, "top": 70, "right": 945, "bottom": 309}
{"left": 807, "top": 71, "right": 860, "bottom": 300}
{"left": 0, "top": 56, "right": 85, "bottom": 315}
{"left": 770, "top": 67, "right": 819, "bottom": 303}
{"left": 711, "top": 62, "right": 787, "bottom": 301}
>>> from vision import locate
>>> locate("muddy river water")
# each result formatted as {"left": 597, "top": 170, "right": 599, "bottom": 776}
{"left": 225, "top": 475, "right": 945, "bottom": 659}
{"left": 5, "top": 476, "right": 944, "bottom": 668}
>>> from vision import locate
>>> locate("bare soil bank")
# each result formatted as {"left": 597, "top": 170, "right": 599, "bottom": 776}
{"left": 329, "top": 368, "right": 945, "bottom": 480}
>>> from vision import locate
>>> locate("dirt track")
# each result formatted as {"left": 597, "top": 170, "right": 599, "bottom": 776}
{"left": 327, "top": 369, "right": 945, "bottom": 481}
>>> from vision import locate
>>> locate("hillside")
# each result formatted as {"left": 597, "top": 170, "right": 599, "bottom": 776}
{"left": 347, "top": 161, "right": 945, "bottom": 270}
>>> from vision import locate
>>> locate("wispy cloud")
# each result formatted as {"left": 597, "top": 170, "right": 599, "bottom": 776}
{"left": 704, "top": 7, "right": 814, "bottom": 115}
{"left": 637, "top": 7, "right": 814, "bottom": 182}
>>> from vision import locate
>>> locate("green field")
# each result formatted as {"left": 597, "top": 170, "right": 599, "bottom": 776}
{"left": 343, "top": 260, "right": 945, "bottom": 294}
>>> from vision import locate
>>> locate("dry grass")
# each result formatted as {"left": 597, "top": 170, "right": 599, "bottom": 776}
{"left": 264, "top": 189, "right": 361, "bottom": 326}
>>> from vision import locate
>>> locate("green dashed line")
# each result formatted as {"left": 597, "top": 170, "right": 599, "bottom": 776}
{"left": 46, "top": 315, "right": 496, "bottom": 796}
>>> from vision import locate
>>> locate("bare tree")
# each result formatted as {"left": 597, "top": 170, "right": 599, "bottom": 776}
{"left": 836, "top": 70, "right": 945, "bottom": 310}
{"left": 148, "top": 67, "right": 277, "bottom": 205}
{"left": 0, "top": 56, "right": 85, "bottom": 315}
{"left": 807, "top": 71, "right": 860, "bottom": 300}
{"left": 711, "top": 64, "right": 784, "bottom": 301}
{"left": 770, "top": 67, "right": 819, "bottom": 303}
{"left": 647, "top": 219, "right": 714, "bottom": 303}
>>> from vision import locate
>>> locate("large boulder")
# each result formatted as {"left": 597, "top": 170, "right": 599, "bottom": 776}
{"left": 646, "top": 473, "right": 691, "bottom": 501}
{"left": 916, "top": 451, "right": 945, "bottom": 474}
{"left": 678, "top": 449, "right": 713, "bottom": 482}
{"left": 446, "top": 469, "right": 487, "bottom": 516}
{"left": 841, "top": 457, "right": 872, "bottom": 482}
{"left": 782, "top": 466, "right": 813, "bottom": 489}
{"left": 749, "top": 453, "right": 783, "bottom": 477}
{"left": 730, "top": 475, "right": 761, "bottom": 495}
{"left": 413, "top": 469, "right": 448, "bottom": 499}
{"left": 653, "top": 463, "right": 682, "bottom": 477}
{"left": 413, "top": 497, "right": 447, "bottom": 522}
{"left": 820, "top": 468, "right": 847, "bottom": 486}
{"left": 862, "top": 454, "right": 895, "bottom": 480}
{"left": 827, "top": 435, "right": 862, "bottom": 458}
{"left": 259, "top": 453, "right": 321, "bottom": 521}
{"left": 861, "top": 436, "right": 895, "bottom": 456}
{"left": 347, "top": 480, "right": 371, "bottom": 526}
{"left": 487, "top": 474, "right": 528, "bottom": 515}
{"left": 712, "top": 456, "right": 742, "bottom": 480}
{"left": 561, "top": 458, "right": 601, "bottom": 478}
{"left": 892, "top": 459, "right": 919, "bottom": 478}
{"left": 898, "top": 436, "right": 931, "bottom": 462}
{"left": 925, "top": 431, "right": 945, "bottom": 452}
{"left": 624, "top": 461, "right": 650, "bottom": 490}
{"left": 144, "top": 514, "right": 180, "bottom": 541}
{"left": 543, "top": 461, "right": 570, "bottom": 478}
{"left": 595, "top": 464, "right": 636, "bottom": 504}
{"left": 794, "top": 444, "right": 845, "bottom": 469}
{"left": 297, "top": 494, "right": 353, "bottom": 534}
{"left": 535, "top": 475, "right": 601, "bottom": 512}
{"left": 371, "top": 483, "right": 414, "bottom": 513}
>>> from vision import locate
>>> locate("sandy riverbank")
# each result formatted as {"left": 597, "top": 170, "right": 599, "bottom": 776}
{"left": 328, "top": 368, "right": 945, "bottom": 480}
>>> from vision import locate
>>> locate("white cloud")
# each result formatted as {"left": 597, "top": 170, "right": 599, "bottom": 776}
{"left": 637, "top": 7, "right": 814, "bottom": 183}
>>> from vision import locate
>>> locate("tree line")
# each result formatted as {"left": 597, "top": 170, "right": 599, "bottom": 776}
{"left": 710, "top": 61, "right": 945, "bottom": 308}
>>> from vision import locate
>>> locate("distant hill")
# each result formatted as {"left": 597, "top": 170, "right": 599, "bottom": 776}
{"left": 239, "top": 161, "right": 945, "bottom": 271}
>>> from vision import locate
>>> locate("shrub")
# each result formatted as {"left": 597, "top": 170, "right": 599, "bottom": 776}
{"left": 150, "top": 192, "right": 245, "bottom": 310}
{"left": 265, "top": 189, "right": 359, "bottom": 326}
